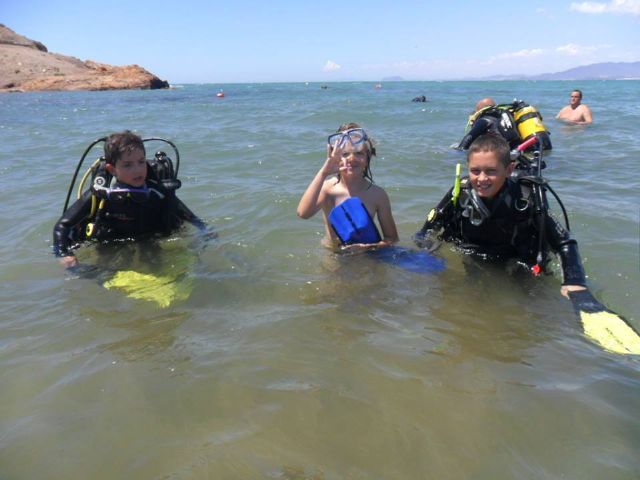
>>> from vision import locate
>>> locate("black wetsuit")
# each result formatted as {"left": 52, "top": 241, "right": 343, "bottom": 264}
{"left": 53, "top": 179, "right": 206, "bottom": 257}
{"left": 458, "top": 109, "right": 552, "bottom": 151}
{"left": 416, "top": 178, "right": 586, "bottom": 286}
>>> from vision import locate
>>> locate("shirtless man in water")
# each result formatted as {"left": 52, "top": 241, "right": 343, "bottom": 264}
{"left": 556, "top": 89, "right": 593, "bottom": 124}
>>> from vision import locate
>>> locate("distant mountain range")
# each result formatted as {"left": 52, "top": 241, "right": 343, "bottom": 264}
{"left": 382, "top": 61, "right": 640, "bottom": 82}
{"left": 481, "top": 61, "right": 640, "bottom": 81}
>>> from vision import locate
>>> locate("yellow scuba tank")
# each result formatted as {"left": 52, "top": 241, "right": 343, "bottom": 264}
{"left": 513, "top": 103, "right": 548, "bottom": 141}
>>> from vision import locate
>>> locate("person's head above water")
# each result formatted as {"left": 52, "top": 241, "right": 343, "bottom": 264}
{"left": 467, "top": 134, "right": 514, "bottom": 200}
{"left": 467, "top": 133, "right": 511, "bottom": 167}
{"left": 475, "top": 97, "right": 497, "bottom": 112}
{"left": 104, "top": 131, "right": 147, "bottom": 187}
{"left": 104, "top": 130, "right": 145, "bottom": 166}
{"left": 570, "top": 89, "right": 583, "bottom": 106}
{"left": 328, "top": 122, "right": 377, "bottom": 160}
{"left": 328, "top": 122, "right": 377, "bottom": 181}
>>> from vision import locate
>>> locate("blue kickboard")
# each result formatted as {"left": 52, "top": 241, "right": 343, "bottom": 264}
{"left": 369, "top": 246, "right": 446, "bottom": 274}
{"left": 329, "top": 197, "right": 382, "bottom": 245}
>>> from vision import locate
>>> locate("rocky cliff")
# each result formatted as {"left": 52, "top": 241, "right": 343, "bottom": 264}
{"left": 0, "top": 24, "right": 169, "bottom": 92}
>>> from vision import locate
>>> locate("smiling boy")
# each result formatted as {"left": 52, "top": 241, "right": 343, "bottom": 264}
{"left": 415, "top": 134, "right": 586, "bottom": 297}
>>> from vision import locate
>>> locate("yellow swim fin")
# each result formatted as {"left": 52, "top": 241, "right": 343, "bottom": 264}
{"left": 569, "top": 290, "right": 640, "bottom": 355}
{"left": 104, "top": 270, "right": 191, "bottom": 308}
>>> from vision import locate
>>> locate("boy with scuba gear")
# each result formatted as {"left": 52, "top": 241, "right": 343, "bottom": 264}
{"left": 415, "top": 134, "right": 586, "bottom": 299}
{"left": 297, "top": 123, "right": 399, "bottom": 252}
{"left": 53, "top": 131, "right": 210, "bottom": 269}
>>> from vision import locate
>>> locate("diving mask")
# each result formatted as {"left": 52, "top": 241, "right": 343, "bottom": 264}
{"left": 328, "top": 128, "right": 368, "bottom": 149}
{"left": 459, "top": 188, "right": 491, "bottom": 226}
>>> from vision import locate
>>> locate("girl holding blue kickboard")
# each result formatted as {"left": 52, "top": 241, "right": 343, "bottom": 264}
{"left": 297, "top": 123, "right": 399, "bottom": 252}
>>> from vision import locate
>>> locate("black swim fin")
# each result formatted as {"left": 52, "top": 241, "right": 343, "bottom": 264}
{"left": 569, "top": 289, "right": 640, "bottom": 355}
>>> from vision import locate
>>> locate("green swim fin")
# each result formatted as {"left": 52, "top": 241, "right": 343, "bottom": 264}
{"left": 569, "top": 289, "right": 640, "bottom": 355}
{"left": 104, "top": 270, "right": 191, "bottom": 308}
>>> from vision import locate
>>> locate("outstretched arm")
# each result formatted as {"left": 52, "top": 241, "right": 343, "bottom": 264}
{"left": 414, "top": 187, "right": 455, "bottom": 248}
{"left": 544, "top": 214, "right": 587, "bottom": 298}
{"left": 458, "top": 118, "right": 491, "bottom": 150}
{"left": 175, "top": 198, "right": 217, "bottom": 238}
{"left": 53, "top": 193, "right": 92, "bottom": 268}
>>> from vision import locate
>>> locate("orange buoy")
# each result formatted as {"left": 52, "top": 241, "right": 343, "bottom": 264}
{"left": 216, "top": 92, "right": 225, "bottom": 98}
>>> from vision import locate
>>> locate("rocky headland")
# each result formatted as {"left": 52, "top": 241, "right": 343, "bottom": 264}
{"left": 0, "top": 24, "right": 169, "bottom": 93}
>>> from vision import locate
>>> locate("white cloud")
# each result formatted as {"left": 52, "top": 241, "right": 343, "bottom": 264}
{"left": 570, "top": 0, "right": 640, "bottom": 15}
{"left": 492, "top": 49, "right": 544, "bottom": 61}
{"left": 570, "top": 1, "right": 608, "bottom": 13}
{"left": 556, "top": 43, "right": 610, "bottom": 55}
{"left": 323, "top": 60, "right": 341, "bottom": 72}
{"left": 556, "top": 43, "right": 583, "bottom": 55}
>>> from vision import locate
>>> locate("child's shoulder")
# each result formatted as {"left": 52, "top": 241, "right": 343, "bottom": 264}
{"left": 366, "top": 182, "right": 390, "bottom": 198}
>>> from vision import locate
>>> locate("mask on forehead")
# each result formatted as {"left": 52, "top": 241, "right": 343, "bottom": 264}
{"left": 328, "top": 128, "right": 368, "bottom": 149}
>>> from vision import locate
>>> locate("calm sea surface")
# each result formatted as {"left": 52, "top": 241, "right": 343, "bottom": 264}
{"left": 1, "top": 81, "right": 639, "bottom": 479}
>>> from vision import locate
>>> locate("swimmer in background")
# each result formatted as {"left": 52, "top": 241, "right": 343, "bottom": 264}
{"left": 556, "top": 89, "right": 593, "bottom": 125}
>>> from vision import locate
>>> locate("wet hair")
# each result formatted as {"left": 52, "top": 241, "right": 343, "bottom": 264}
{"left": 336, "top": 122, "right": 376, "bottom": 182}
{"left": 104, "top": 130, "right": 145, "bottom": 165}
{"left": 467, "top": 134, "right": 511, "bottom": 167}
{"left": 571, "top": 89, "right": 583, "bottom": 99}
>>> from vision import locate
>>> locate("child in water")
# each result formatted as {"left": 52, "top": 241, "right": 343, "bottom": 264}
{"left": 53, "top": 130, "right": 209, "bottom": 268}
{"left": 297, "top": 123, "right": 398, "bottom": 251}
{"left": 415, "top": 134, "right": 586, "bottom": 298}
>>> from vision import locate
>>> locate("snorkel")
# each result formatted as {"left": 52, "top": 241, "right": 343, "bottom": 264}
{"left": 452, "top": 163, "right": 462, "bottom": 207}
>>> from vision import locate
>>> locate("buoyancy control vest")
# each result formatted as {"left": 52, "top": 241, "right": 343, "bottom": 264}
{"left": 442, "top": 178, "right": 542, "bottom": 262}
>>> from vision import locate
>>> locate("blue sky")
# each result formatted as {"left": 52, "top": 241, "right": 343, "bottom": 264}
{"left": 3, "top": 0, "right": 639, "bottom": 83}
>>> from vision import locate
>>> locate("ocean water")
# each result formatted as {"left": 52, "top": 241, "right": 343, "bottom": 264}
{"left": 1, "top": 81, "right": 639, "bottom": 479}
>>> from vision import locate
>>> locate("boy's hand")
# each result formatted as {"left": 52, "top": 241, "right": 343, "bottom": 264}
{"left": 561, "top": 284, "right": 587, "bottom": 299}
{"left": 202, "top": 228, "right": 218, "bottom": 241}
{"left": 59, "top": 255, "right": 79, "bottom": 269}
{"left": 414, "top": 230, "right": 441, "bottom": 252}
{"left": 340, "top": 243, "right": 370, "bottom": 254}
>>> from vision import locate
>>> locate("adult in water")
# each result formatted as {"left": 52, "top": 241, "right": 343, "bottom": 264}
{"left": 53, "top": 130, "right": 210, "bottom": 268}
{"left": 556, "top": 89, "right": 593, "bottom": 125}
{"left": 415, "top": 134, "right": 585, "bottom": 298}
{"left": 297, "top": 122, "right": 398, "bottom": 252}
{"left": 474, "top": 97, "right": 496, "bottom": 111}
{"left": 458, "top": 98, "right": 552, "bottom": 151}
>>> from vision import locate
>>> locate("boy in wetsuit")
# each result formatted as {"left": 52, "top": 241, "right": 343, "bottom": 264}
{"left": 415, "top": 134, "right": 586, "bottom": 298}
{"left": 53, "top": 131, "right": 208, "bottom": 268}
